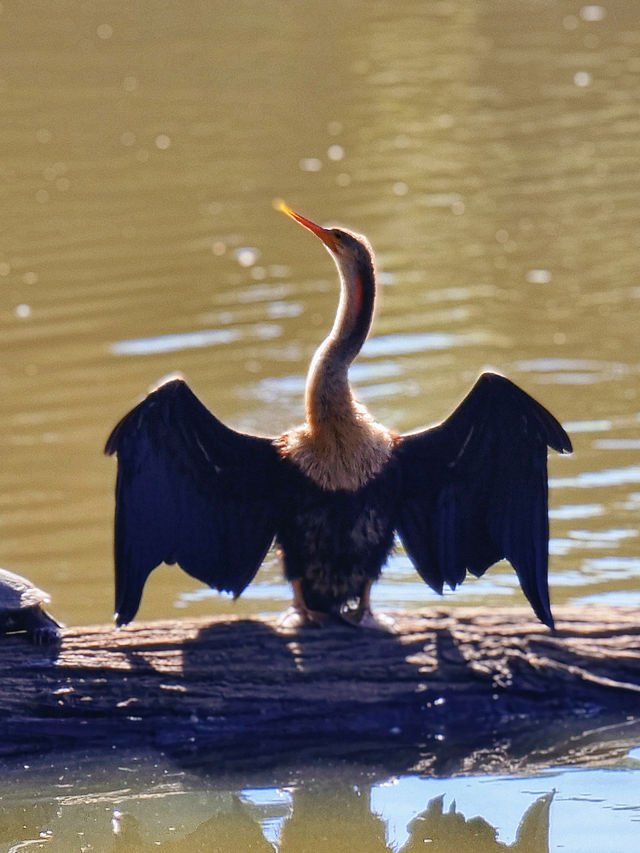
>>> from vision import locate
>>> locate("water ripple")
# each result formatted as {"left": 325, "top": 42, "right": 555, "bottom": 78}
{"left": 362, "top": 329, "right": 495, "bottom": 358}
{"left": 515, "top": 358, "right": 631, "bottom": 385}
{"left": 111, "top": 328, "right": 241, "bottom": 356}
{"left": 548, "top": 503, "right": 604, "bottom": 520}
{"left": 582, "top": 556, "right": 640, "bottom": 573}
{"left": 362, "top": 332, "right": 459, "bottom": 357}
{"left": 111, "top": 323, "right": 281, "bottom": 356}
{"left": 550, "top": 465, "right": 640, "bottom": 489}
{"left": 563, "top": 419, "right": 612, "bottom": 433}
{"left": 595, "top": 438, "right": 640, "bottom": 450}
{"left": 570, "top": 591, "right": 640, "bottom": 607}
{"left": 568, "top": 528, "right": 638, "bottom": 542}
{"left": 516, "top": 358, "right": 611, "bottom": 372}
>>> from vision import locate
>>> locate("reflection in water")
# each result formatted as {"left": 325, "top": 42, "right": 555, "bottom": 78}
{"left": 3, "top": 723, "right": 640, "bottom": 851}
{"left": 112, "top": 797, "right": 274, "bottom": 852}
{"left": 0, "top": 801, "right": 56, "bottom": 848}
{"left": 0, "top": 782, "right": 553, "bottom": 853}
{"left": 400, "top": 792, "right": 552, "bottom": 853}
{"left": 277, "top": 786, "right": 389, "bottom": 852}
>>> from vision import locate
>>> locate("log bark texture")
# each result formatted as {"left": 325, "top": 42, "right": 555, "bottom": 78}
{"left": 1, "top": 606, "right": 639, "bottom": 769}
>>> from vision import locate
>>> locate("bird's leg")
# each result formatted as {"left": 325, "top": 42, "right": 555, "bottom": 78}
{"left": 339, "top": 580, "right": 398, "bottom": 633}
{"left": 277, "top": 580, "right": 331, "bottom": 630}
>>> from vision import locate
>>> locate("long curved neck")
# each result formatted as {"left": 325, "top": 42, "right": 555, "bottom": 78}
{"left": 305, "top": 252, "right": 376, "bottom": 434}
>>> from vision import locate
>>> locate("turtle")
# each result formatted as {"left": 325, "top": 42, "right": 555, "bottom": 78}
{"left": 0, "top": 568, "right": 62, "bottom": 644}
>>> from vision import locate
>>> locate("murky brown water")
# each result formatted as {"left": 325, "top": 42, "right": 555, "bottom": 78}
{"left": 2, "top": 743, "right": 640, "bottom": 852}
{"left": 1, "top": 0, "right": 640, "bottom": 848}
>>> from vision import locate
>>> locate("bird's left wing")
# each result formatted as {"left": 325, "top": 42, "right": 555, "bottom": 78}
{"left": 105, "top": 377, "right": 281, "bottom": 625}
{"left": 394, "top": 372, "right": 572, "bottom": 627}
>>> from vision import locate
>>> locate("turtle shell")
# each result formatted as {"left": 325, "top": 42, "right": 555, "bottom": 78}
{"left": 0, "top": 567, "right": 51, "bottom": 612}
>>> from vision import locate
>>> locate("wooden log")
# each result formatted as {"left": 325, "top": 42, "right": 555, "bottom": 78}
{"left": 1, "top": 605, "right": 639, "bottom": 772}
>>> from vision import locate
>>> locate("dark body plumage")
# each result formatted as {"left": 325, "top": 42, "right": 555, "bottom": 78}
{"left": 277, "top": 453, "right": 400, "bottom": 613}
{"left": 105, "top": 204, "right": 572, "bottom": 630}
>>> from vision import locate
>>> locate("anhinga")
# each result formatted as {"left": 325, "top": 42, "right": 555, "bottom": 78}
{"left": 105, "top": 203, "right": 572, "bottom": 631}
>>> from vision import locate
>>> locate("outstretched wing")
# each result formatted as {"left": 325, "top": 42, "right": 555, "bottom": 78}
{"left": 105, "top": 377, "right": 281, "bottom": 625}
{"left": 394, "top": 372, "right": 572, "bottom": 627}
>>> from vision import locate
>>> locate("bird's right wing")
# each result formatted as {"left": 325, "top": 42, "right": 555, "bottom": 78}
{"left": 104, "top": 377, "right": 281, "bottom": 625}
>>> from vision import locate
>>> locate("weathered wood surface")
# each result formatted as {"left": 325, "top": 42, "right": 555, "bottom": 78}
{"left": 1, "top": 606, "right": 639, "bottom": 768}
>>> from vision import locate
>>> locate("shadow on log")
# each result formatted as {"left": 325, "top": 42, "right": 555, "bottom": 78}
{"left": 0, "top": 605, "right": 639, "bottom": 774}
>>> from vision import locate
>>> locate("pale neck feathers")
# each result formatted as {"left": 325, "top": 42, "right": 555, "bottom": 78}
{"left": 277, "top": 404, "right": 394, "bottom": 492}
{"left": 277, "top": 241, "right": 394, "bottom": 491}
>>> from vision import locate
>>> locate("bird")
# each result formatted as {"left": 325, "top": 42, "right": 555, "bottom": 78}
{"left": 105, "top": 202, "right": 572, "bottom": 632}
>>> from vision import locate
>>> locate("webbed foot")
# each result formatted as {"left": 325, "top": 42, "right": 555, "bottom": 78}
{"left": 277, "top": 604, "right": 331, "bottom": 631}
{"left": 339, "top": 604, "right": 399, "bottom": 634}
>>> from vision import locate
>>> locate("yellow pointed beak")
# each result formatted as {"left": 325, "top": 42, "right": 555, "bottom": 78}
{"left": 275, "top": 199, "right": 339, "bottom": 252}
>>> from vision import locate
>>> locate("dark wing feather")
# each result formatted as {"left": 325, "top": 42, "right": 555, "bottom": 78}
{"left": 105, "top": 377, "right": 280, "bottom": 625}
{"left": 394, "top": 372, "right": 572, "bottom": 628}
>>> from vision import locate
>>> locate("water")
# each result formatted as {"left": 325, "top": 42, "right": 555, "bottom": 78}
{"left": 2, "top": 742, "right": 640, "bottom": 851}
{"left": 1, "top": 0, "right": 640, "bottom": 848}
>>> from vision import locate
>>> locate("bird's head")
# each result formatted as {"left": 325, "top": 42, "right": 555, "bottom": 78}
{"left": 276, "top": 200, "right": 374, "bottom": 275}
{"left": 276, "top": 200, "right": 377, "bottom": 365}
